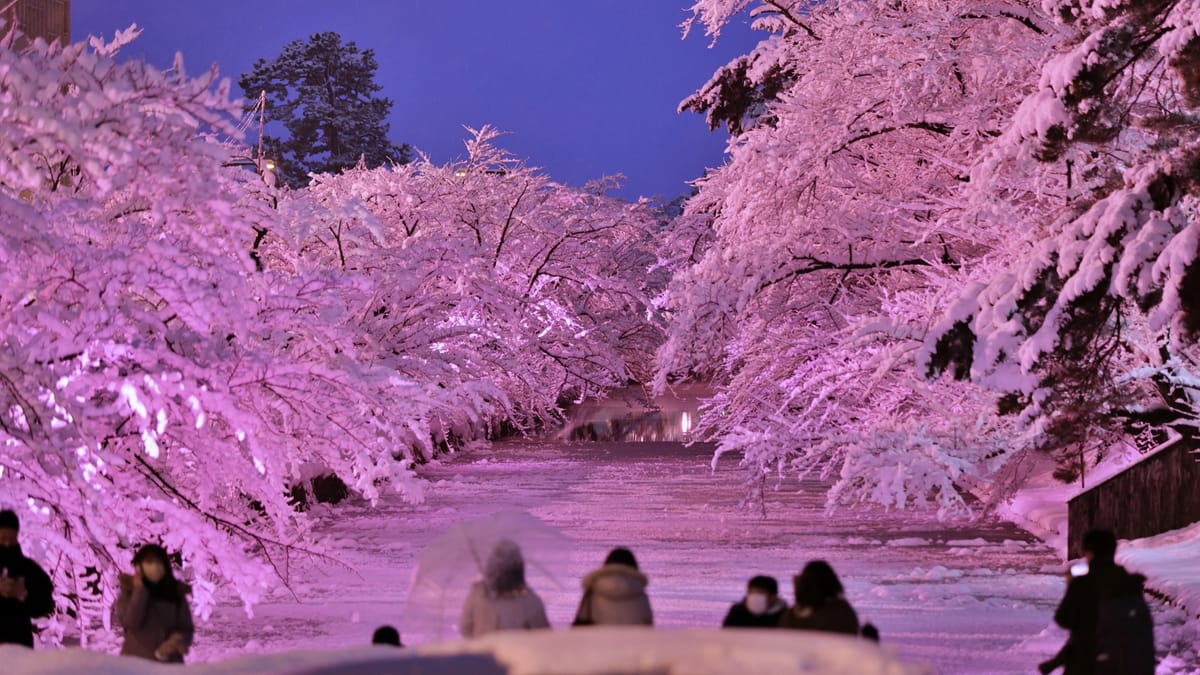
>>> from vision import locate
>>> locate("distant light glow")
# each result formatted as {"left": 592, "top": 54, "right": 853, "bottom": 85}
{"left": 680, "top": 412, "right": 693, "bottom": 435}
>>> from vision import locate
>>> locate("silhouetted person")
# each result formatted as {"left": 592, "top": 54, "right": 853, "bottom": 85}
{"left": 372, "top": 624, "right": 402, "bottom": 646}
{"left": 722, "top": 575, "right": 787, "bottom": 628}
{"left": 574, "top": 547, "right": 653, "bottom": 626}
{"left": 116, "top": 544, "right": 194, "bottom": 662}
{"left": 459, "top": 539, "right": 549, "bottom": 637}
{"left": 778, "top": 560, "right": 858, "bottom": 635}
{"left": 0, "top": 510, "right": 54, "bottom": 647}
{"left": 1049, "top": 529, "right": 1154, "bottom": 675}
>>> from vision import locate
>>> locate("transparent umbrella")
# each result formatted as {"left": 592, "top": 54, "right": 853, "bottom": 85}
{"left": 404, "top": 510, "right": 574, "bottom": 641}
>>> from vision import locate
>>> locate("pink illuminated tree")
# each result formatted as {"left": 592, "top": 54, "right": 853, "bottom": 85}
{"left": 0, "top": 25, "right": 312, "bottom": 641}
{"left": 663, "top": 1, "right": 1061, "bottom": 514}
{"left": 0, "top": 22, "right": 666, "bottom": 645}
{"left": 274, "top": 126, "right": 665, "bottom": 433}
{"left": 922, "top": 0, "right": 1200, "bottom": 480}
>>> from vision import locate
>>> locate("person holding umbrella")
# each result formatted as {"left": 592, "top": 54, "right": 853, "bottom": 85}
{"left": 459, "top": 539, "right": 549, "bottom": 638}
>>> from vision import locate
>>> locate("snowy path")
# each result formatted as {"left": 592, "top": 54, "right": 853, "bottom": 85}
{"left": 193, "top": 440, "right": 1069, "bottom": 673}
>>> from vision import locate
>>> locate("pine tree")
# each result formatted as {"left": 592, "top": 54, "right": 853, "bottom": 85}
{"left": 239, "top": 32, "right": 411, "bottom": 188}
{"left": 922, "top": 0, "right": 1200, "bottom": 478}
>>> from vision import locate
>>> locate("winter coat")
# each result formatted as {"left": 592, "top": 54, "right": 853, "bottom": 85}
{"left": 115, "top": 574, "right": 195, "bottom": 663}
{"left": 459, "top": 581, "right": 550, "bottom": 638}
{"left": 574, "top": 564, "right": 653, "bottom": 626}
{"left": 722, "top": 597, "right": 788, "bottom": 628}
{"left": 1054, "top": 562, "right": 1155, "bottom": 675}
{"left": 777, "top": 596, "right": 859, "bottom": 635}
{"left": 0, "top": 546, "right": 54, "bottom": 647}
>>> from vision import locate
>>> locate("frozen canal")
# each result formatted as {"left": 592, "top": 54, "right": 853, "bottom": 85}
{"left": 192, "top": 438, "right": 1071, "bottom": 673}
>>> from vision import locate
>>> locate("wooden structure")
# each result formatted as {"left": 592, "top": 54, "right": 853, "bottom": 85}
{"left": 1068, "top": 437, "right": 1200, "bottom": 558}
{"left": 1, "top": 0, "right": 70, "bottom": 48}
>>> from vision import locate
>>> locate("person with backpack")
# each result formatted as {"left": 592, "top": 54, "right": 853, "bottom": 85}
{"left": 1048, "top": 529, "right": 1155, "bottom": 675}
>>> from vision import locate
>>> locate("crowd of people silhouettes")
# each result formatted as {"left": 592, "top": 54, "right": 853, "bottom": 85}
{"left": 450, "top": 541, "right": 876, "bottom": 641}
{"left": 0, "top": 510, "right": 1157, "bottom": 672}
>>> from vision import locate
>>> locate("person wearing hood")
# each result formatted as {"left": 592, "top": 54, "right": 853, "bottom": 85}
{"left": 723, "top": 575, "right": 787, "bottom": 628}
{"left": 573, "top": 547, "right": 653, "bottom": 626}
{"left": 0, "top": 510, "right": 54, "bottom": 647}
{"left": 459, "top": 539, "right": 549, "bottom": 638}
{"left": 115, "top": 544, "right": 195, "bottom": 662}
{"left": 778, "top": 560, "right": 858, "bottom": 635}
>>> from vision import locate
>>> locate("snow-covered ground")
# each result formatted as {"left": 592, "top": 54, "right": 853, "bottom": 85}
{"left": 169, "top": 440, "right": 1068, "bottom": 673}
{"left": 19, "top": 436, "right": 1198, "bottom": 673}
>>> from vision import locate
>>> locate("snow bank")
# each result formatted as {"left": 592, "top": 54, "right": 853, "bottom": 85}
{"left": 997, "top": 447, "right": 1146, "bottom": 555}
{"left": 1119, "top": 521, "right": 1200, "bottom": 620}
{"left": 1, "top": 629, "right": 924, "bottom": 675}
{"left": 1000, "top": 446, "right": 1200, "bottom": 622}
{"left": 420, "top": 628, "right": 927, "bottom": 675}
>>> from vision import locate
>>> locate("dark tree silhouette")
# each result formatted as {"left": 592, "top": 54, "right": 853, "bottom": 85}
{"left": 240, "top": 32, "right": 411, "bottom": 188}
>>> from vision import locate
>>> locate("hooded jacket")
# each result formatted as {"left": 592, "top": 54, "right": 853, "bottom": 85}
{"left": 575, "top": 564, "right": 653, "bottom": 626}
{"left": 459, "top": 582, "right": 550, "bottom": 638}
{"left": 115, "top": 573, "right": 195, "bottom": 662}
{"left": 0, "top": 544, "right": 54, "bottom": 647}
{"left": 459, "top": 541, "right": 549, "bottom": 638}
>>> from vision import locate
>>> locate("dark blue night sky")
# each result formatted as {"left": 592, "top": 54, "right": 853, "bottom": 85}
{"left": 72, "top": 1, "right": 759, "bottom": 201}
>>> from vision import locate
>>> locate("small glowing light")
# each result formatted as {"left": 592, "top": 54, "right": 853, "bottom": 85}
{"left": 453, "top": 168, "right": 468, "bottom": 177}
{"left": 142, "top": 431, "right": 160, "bottom": 459}
{"left": 265, "top": 160, "right": 276, "bottom": 170}
{"left": 680, "top": 412, "right": 693, "bottom": 435}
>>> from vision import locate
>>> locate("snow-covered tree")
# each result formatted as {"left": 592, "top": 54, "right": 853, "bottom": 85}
{"left": 922, "top": 0, "right": 1200, "bottom": 478}
{"left": 1, "top": 24, "right": 288, "bottom": 641}
{"left": 269, "top": 127, "right": 666, "bottom": 433}
{"left": 662, "top": 1, "right": 1060, "bottom": 514}
{"left": 1, "top": 16, "right": 672, "bottom": 647}
{"left": 0, "top": 23, "right": 440, "bottom": 644}
{"left": 239, "top": 32, "right": 411, "bottom": 188}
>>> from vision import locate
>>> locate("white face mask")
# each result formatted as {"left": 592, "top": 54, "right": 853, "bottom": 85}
{"left": 141, "top": 561, "right": 166, "bottom": 584}
{"left": 745, "top": 592, "right": 770, "bottom": 615}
